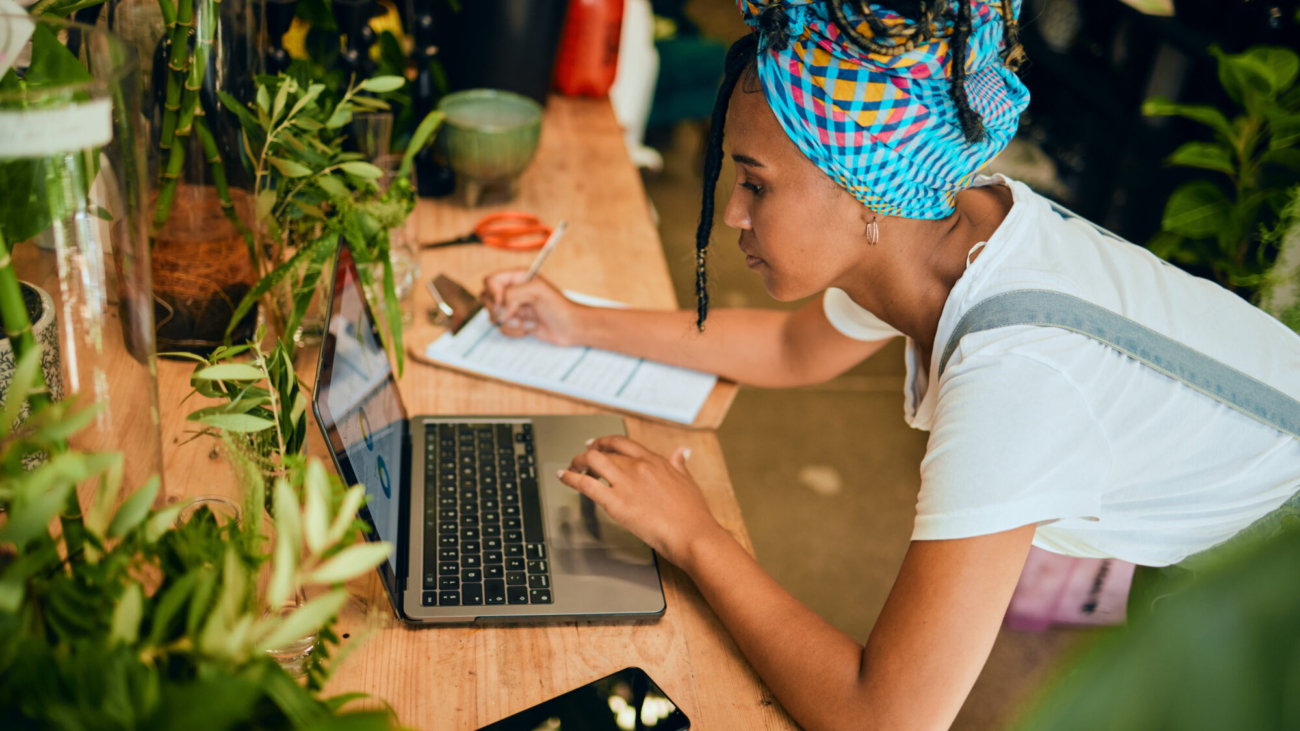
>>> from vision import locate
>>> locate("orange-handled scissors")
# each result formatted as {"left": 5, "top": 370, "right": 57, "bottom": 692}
{"left": 422, "top": 211, "right": 553, "bottom": 251}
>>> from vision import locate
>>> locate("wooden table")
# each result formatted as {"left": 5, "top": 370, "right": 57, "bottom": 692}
{"left": 155, "top": 97, "right": 797, "bottom": 730}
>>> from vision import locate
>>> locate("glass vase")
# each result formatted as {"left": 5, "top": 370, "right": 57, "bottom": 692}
{"left": 0, "top": 15, "right": 164, "bottom": 502}
{"left": 106, "top": 0, "right": 264, "bottom": 354}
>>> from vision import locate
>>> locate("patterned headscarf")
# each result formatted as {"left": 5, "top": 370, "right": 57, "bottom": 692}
{"left": 737, "top": 0, "right": 1029, "bottom": 219}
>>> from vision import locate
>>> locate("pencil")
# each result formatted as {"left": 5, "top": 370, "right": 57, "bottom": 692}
{"left": 522, "top": 220, "right": 568, "bottom": 283}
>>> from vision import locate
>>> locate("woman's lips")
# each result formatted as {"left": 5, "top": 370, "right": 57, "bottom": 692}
{"left": 745, "top": 254, "right": 764, "bottom": 268}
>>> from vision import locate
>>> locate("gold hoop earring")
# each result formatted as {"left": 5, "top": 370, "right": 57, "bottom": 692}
{"left": 866, "top": 216, "right": 880, "bottom": 246}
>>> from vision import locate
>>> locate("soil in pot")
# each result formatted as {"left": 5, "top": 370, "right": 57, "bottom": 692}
{"left": 152, "top": 184, "right": 258, "bottom": 355}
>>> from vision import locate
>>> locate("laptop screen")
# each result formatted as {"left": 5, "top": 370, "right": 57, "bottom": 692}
{"left": 314, "top": 249, "right": 408, "bottom": 579}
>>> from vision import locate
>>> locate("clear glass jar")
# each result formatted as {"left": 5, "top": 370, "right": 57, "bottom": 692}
{"left": 0, "top": 15, "right": 164, "bottom": 501}
{"left": 105, "top": 0, "right": 264, "bottom": 354}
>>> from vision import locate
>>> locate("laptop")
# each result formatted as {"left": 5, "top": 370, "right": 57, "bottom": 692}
{"left": 313, "top": 249, "right": 666, "bottom": 623}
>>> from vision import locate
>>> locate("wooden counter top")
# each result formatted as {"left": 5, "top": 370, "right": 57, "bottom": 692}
{"left": 156, "top": 97, "right": 796, "bottom": 730}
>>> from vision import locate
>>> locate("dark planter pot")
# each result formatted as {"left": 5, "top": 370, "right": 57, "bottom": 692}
{"left": 435, "top": 0, "right": 570, "bottom": 105}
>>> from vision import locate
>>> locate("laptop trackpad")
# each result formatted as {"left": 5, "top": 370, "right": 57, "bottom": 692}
{"left": 540, "top": 462, "right": 655, "bottom": 565}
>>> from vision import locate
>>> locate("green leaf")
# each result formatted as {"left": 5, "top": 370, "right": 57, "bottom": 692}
{"left": 327, "top": 485, "right": 366, "bottom": 546}
{"left": 269, "top": 156, "right": 313, "bottom": 178}
{"left": 274, "top": 477, "right": 301, "bottom": 549}
{"left": 268, "top": 528, "right": 297, "bottom": 609}
{"left": 1167, "top": 141, "right": 1236, "bottom": 176}
{"left": 1162, "top": 180, "right": 1231, "bottom": 239}
{"left": 256, "top": 187, "right": 277, "bottom": 221}
{"left": 196, "top": 412, "right": 277, "bottom": 433}
{"left": 23, "top": 23, "right": 92, "bottom": 89}
{"left": 272, "top": 79, "right": 292, "bottom": 124}
{"left": 219, "top": 89, "right": 261, "bottom": 135}
{"left": 360, "top": 75, "right": 406, "bottom": 93}
{"left": 290, "top": 83, "right": 327, "bottom": 120}
{"left": 109, "top": 584, "right": 144, "bottom": 645}
{"left": 1237, "top": 45, "right": 1299, "bottom": 97}
{"left": 145, "top": 503, "right": 184, "bottom": 542}
{"left": 0, "top": 469, "right": 75, "bottom": 546}
{"left": 195, "top": 363, "right": 266, "bottom": 381}
{"left": 257, "top": 85, "right": 271, "bottom": 115}
{"left": 316, "top": 173, "right": 349, "bottom": 198}
{"left": 380, "top": 253, "right": 405, "bottom": 377}
{"left": 306, "top": 541, "right": 393, "bottom": 584}
{"left": 326, "top": 107, "right": 353, "bottom": 130}
{"left": 95, "top": 205, "right": 113, "bottom": 221}
{"left": 1142, "top": 97, "right": 1235, "bottom": 141}
{"left": 401, "top": 110, "right": 444, "bottom": 180}
{"left": 340, "top": 161, "right": 383, "bottom": 180}
{"left": 257, "top": 588, "right": 347, "bottom": 652}
{"left": 85, "top": 454, "right": 126, "bottom": 537}
{"left": 1260, "top": 147, "right": 1300, "bottom": 172}
{"left": 226, "top": 231, "right": 338, "bottom": 340}
{"left": 147, "top": 571, "right": 199, "bottom": 645}
{"left": 303, "top": 459, "right": 331, "bottom": 553}
{"left": 0, "top": 348, "right": 39, "bottom": 437}
{"left": 108, "top": 476, "right": 160, "bottom": 538}
{"left": 1270, "top": 113, "right": 1300, "bottom": 151}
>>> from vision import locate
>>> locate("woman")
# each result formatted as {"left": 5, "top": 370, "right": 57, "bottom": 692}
{"left": 484, "top": 2, "right": 1300, "bottom": 729}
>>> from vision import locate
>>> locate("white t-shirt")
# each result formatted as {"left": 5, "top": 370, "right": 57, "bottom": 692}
{"left": 824, "top": 175, "right": 1300, "bottom": 567}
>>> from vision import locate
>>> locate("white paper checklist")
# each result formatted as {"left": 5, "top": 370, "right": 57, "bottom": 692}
{"left": 424, "top": 292, "right": 718, "bottom": 425}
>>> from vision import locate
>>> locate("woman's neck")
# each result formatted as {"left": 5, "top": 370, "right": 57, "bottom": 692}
{"left": 835, "top": 184, "right": 1013, "bottom": 356}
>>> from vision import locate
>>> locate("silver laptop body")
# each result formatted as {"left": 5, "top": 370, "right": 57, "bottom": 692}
{"left": 313, "top": 250, "right": 665, "bottom": 623}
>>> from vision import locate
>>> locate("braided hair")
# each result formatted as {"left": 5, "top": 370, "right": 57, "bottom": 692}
{"left": 692, "top": 0, "right": 1025, "bottom": 330}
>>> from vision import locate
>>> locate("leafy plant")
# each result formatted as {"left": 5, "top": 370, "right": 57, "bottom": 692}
{"left": 0, "top": 347, "right": 397, "bottom": 730}
{"left": 219, "top": 73, "right": 444, "bottom": 373}
{"left": 1143, "top": 44, "right": 1300, "bottom": 291}
{"left": 167, "top": 331, "right": 309, "bottom": 513}
{"left": 1256, "top": 185, "right": 1300, "bottom": 332}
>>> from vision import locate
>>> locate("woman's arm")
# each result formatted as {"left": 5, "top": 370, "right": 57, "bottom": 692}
{"left": 482, "top": 270, "right": 887, "bottom": 388}
{"left": 559, "top": 437, "right": 1035, "bottom": 731}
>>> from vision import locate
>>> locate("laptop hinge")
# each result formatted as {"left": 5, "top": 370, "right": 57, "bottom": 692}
{"left": 397, "top": 423, "right": 412, "bottom": 594}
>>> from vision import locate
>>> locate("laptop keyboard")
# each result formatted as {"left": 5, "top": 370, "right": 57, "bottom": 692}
{"left": 421, "top": 422, "right": 553, "bottom": 608}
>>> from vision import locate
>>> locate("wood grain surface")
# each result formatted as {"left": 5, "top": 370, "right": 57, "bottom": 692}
{"left": 151, "top": 97, "right": 796, "bottom": 730}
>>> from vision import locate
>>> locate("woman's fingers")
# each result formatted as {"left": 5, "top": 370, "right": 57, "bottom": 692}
{"left": 482, "top": 269, "right": 530, "bottom": 310}
{"left": 569, "top": 447, "right": 632, "bottom": 484}
{"left": 556, "top": 468, "right": 615, "bottom": 508}
{"left": 585, "top": 434, "right": 654, "bottom": 460}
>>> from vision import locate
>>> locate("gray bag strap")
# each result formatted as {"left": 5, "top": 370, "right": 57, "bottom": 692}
{"left": 937, "top": 289, "right": 1300, "bottom": 441}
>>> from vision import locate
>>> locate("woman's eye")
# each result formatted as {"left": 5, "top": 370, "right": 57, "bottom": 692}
{"left": 741, "top": 182, "right": 763, "bottom": 195}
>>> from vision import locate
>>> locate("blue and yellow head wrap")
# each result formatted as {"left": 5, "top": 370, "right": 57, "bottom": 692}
{"left": 736, "top": 0, "right": 1030, "bottom": 219}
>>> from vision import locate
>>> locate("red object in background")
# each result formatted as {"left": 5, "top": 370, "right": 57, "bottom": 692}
{"left": 553, "top": 0, "right": 624, "bottom": 97}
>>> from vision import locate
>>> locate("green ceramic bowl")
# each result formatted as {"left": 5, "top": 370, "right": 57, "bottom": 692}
{"left": 438, "top": 89, "right": 543, "bottom": 189}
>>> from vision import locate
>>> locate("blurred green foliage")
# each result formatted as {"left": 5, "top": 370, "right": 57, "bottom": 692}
{"left": 0, "top": 346, "right": 398, "bottom": 731}
{"left": 1012, "top": 524, "right": 1300, "bottom": 731}
{"left": 1144, "top": 44, "right": 1300, "bottom": 292}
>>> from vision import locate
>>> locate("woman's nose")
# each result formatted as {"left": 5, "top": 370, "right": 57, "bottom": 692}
{"left": 722, "top": 187, "right": 752, "bottom": 230}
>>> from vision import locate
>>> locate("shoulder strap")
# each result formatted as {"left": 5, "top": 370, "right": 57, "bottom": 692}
{"left": 938, "top": 289, "right": 1300, "bottom": 441}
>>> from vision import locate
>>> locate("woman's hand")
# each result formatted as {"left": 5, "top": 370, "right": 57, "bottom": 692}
{"left": 556, "top": 435, "right": 728, "bottom": 568}
{"left": 481, "top": 270, "right": 585, "bottom": 346}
